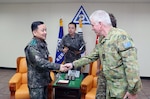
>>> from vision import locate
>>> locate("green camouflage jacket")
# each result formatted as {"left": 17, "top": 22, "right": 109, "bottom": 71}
{"left": 73, "top": 28, "right": 142, "bottom": 98}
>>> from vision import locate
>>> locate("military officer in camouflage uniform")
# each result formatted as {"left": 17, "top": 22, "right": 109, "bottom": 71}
{"left": 96, "top": 13, "right": 117, "bottom": 99}
{"left": 24, "top": 21, "right": 67, "bottom": 99}
{"left": 65, "top": 10, "right": 142, "bottom": 99}
{"left": 58, "top": 22, "right": 86, "bottom": 70}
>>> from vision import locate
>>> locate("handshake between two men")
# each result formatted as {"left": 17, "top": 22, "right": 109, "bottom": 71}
{"left": 59, "top": 63, "right": 74, "bottom": 72}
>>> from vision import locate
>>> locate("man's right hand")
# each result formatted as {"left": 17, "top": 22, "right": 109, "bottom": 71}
{"left": 59, "top": 64, "right": 68, "bottom": 72}
{"left": 64, "top": 63, "right": 73, "bottom": 70}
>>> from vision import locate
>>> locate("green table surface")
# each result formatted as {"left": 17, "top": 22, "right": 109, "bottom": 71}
{"left": 53, "top": 73, "right": 83, "bottom": 89}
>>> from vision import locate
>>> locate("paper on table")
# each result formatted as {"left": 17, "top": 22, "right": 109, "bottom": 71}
{"left": 57, "top": 80, "right": 69, "bottom": 84}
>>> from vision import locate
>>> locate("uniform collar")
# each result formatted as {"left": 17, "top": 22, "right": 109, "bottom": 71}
{"left": 100, "top": 27, "right": 115, "bottom": 44}
{"left": 68, "top": 33, "right": 77, "bottom": 39}
{"left": 33, "top": 37, "right": 47, "bottom": 47}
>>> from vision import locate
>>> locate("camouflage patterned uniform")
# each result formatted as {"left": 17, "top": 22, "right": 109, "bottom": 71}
{"left": 58, "top": 33, "right": 86, "bottom": 63}
{"left": 96, "top": 71, "right": 106, "bottom": 99}
{"left": 24, "top": 37, "right": 60, "bottom": 99}
{"left": 73, "top": 28, "right": 142, "bottom": 99}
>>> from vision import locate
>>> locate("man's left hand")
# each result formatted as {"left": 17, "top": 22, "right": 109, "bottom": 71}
{"left": 123, "top": 92, "right": 137, "bottom": 99}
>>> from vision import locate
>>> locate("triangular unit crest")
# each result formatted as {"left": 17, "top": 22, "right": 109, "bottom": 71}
{"left": 72, "top": 5, "right": 90, "bottom": 25}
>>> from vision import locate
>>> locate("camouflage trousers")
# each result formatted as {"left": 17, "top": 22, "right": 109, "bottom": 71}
{"left": 28, "top": 86, "right": 48, "bottom": 99}
{"left": 96, "top": 72, "right": 106, "bottom": 99}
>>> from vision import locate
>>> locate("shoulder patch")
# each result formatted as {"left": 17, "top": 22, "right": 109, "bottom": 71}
{"left": 123, "top": 42, "right": 132, "bottom": 49}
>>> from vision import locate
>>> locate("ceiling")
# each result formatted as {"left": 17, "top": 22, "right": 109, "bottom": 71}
{"left": 0, "top": 0, "right": 150, "bottom": 4}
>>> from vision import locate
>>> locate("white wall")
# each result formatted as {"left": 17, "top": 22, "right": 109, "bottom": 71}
{"left": 0, "top": 2, "right": 150, "bottom": 77}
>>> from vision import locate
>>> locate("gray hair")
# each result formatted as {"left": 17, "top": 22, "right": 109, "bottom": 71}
{"left": 90, "top": 10, "right": 111, "bottom": 26}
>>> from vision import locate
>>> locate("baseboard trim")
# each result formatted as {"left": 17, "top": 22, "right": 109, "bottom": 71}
{"left": 0, "top": 67, "right": 16, "bottom": 70}
{"left": 140, "top": 77, "right": 150, "bottom": 80}
{"left": 0, "top": 67, "right": 150, "bottom": 79}
{"left": 82, "top": 73, "right": 150, "bottom": 79}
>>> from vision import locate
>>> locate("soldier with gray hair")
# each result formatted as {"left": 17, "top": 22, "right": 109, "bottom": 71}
{"left": 65, "top": 10, "right": 142, "bottom": 99}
